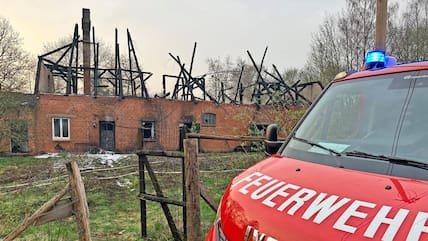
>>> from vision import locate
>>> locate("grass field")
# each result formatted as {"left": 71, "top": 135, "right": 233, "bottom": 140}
{"left": 0, "top": 151, "right": 265, "bottom": 241}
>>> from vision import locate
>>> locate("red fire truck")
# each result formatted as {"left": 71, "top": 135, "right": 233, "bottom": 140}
{"left": 205, "top": 50, "right": 428, "bottom": 241}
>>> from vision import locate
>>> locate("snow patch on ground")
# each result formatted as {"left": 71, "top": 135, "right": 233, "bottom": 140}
{"left": 43, "top": 152, "right": 133, "bottom": 171}
{"left": 82, "top": 153, "right": 131, "bottom": 167}
{"left": 116, "top": 179, "right": 132, "bottom": 188}
{"left": 34, "top": 153, "right": 61, "bottom": 159}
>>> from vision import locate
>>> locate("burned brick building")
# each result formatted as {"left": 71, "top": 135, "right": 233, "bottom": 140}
{"left": 0, "top": 9, "right": 320, "bottom": 155}
{"left": 30, "top": 94, "right": 295, "bottom": 154}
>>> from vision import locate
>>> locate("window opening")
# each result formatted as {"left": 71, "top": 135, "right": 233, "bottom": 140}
{"left": 142, "top": 121, "right": 155, "bottom": 140}
{"left": 202, "top": 113, "right": 216, "bottom": 126}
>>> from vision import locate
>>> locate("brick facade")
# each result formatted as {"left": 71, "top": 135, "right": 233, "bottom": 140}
{"left": 2, "top": 94, "right": 299, "bottom": 154}
{"left": 0, "top": 94, "right": 295, "bottom": 154}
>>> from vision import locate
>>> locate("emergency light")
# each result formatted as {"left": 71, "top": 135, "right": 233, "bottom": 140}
{"left": 365, "top": 50, "right": 386, "bottom": 68}
{"left": 365, "top": 50, "right": 397, "bottom": 70}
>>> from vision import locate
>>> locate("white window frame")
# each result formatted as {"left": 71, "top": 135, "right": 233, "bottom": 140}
{"left": 52, "top": 117, "right": 70, "bottom": 141}
{"left": 142, "top": 121, "right": 155, "bottom": 140}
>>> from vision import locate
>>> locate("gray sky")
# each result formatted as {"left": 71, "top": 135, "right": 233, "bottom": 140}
{"left": 2, "top": 0, "right": 345, "bottom": 93}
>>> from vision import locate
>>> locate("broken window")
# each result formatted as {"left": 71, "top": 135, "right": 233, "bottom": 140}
{"left": 52, "top": 117, "right": 70, "bottom": 140}
{"left": 202, "top": 113, "right": 216, "bottom": 126}
{"left": 142, "top": 121, "right": 155, "bottom": 140}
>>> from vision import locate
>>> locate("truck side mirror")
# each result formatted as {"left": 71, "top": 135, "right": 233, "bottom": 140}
{"left": 264, "top": 124, "right": 283, "bottom": 155}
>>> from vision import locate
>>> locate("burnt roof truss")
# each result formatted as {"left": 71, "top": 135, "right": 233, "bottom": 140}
{"left": 35, "top": 24, "right": 152, "bottom": 98}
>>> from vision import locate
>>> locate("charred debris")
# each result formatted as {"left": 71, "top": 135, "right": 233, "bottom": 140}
{"left": 35, "top": 9, "right": 322, "bottom": 108}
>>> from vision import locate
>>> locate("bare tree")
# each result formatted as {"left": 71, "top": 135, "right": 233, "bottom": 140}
{"left": 234, "top": 57, "right": 257, "bottom": 101}
{"left": 206, "top": 57, "right": 228, "bottom": 100}
{"left": 305, "top": 0, "right": 400, "bottom": 84}
{"left": 389, "top": 0, "right": 428, "bottom": 62}
{"left": 338, "top": 0, "right": 376, "bottom": 70}
{"left": 307, "top": 16, "right": 344, "bottom": 85}
{"left": 0, "top": 17, "right": 34, "bottom": 92}
{"left": 206, "top": 56, "right": 256, "bottom": 103}
{"left": 281, "top": 68, "right": 300, "bottom": 85}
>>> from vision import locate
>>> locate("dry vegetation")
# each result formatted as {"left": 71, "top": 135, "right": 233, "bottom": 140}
{"left": 0, "top": 151, "right": 265, "bottom": 241}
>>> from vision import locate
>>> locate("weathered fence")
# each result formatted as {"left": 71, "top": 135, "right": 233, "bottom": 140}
{"left": 138, "top": 133, "right": 268, "bottom": 241}
{"left": 137, "top": 150, "right": 186, "bottom": 241}
{"left": 3, "top": 159, "right": 91, "bottom": 241}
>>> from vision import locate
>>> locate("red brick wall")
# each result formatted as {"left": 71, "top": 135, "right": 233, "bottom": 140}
{"left": 30, "top": 94, "right": 296, "bottom": 154}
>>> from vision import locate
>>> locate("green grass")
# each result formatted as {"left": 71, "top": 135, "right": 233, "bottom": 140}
{"left": 0, "top": 152, "right": 265, "bottom": 240}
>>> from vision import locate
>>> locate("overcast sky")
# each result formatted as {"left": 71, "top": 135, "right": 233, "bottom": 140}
{"left": 2, "top": 0, "right": 346, "bottom": 93}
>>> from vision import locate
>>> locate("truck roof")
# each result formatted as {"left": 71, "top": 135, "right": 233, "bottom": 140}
{"left": 339, "top": 61, "right": 428, "bottom": 82}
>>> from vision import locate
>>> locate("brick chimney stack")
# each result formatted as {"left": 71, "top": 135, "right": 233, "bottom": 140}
{"left": 82, "top": 8, "right": 91, "bottom": 95}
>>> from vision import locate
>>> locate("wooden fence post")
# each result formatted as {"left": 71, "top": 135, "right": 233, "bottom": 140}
{"left": 66, "top": 160, "right": 92, "bottom": 241}
{"left": 184, "top": 139, "right": 201, "bottom": 241}
{"left": 138, "top": 154, "right": 147, "bottom": 238}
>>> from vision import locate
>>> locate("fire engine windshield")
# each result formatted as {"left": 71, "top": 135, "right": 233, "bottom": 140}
{"left": 281, "top": 70, "right": 428, "bottom": 177}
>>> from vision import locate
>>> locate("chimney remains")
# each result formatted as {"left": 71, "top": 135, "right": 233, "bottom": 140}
{"left": 82, "top": 8, "right": 91, "bottom": 95}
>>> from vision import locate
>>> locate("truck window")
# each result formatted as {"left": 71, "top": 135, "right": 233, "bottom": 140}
{"left": 395, "top": 75, "right": 428, "bottom": 161}
{"left": 283, "top": 71, "right": 422, "bottom": 160}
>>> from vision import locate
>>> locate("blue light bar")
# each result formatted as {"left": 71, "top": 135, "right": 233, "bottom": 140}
{"left": 366, "top": 50, "right": 386, "bottom": 64}
{"left": 366, "top": 50, "right": 386, "bottom": 68}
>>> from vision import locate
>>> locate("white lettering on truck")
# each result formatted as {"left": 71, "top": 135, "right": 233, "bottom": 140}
{"left": 333, "top": 200, "right": 376, "bottom": 233}
{"left": 407, "top": 212, "right": 428, "bottom": 241}
{"left": 232, "top": 171, "right": 428, "bottom": 240}
{"left": 302, "top": 193, "right": 350, "bottom": 224}
{"left": 364, "top": 206, "right": 410, "bottom": 241}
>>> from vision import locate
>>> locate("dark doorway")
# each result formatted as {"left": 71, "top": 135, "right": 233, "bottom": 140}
{"left": 179, "top": 122, "right": 195, "bottom": 151}
{"left": 10, "top": 120, "right": 29, "bottom": 153}
{"left": 100, "top": 121, "right": 115, "bottom": 151}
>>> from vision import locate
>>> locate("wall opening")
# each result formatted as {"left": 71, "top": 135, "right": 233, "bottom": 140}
{"left": 202, "top": 113, "right": 216, "bottom": 126}
{"left": 10, "top": 120, "right": 29, "bottom": 153}
{"left": 99, "top": 121, "right": 115, "bottom": 151}
{"left": 142, "top": 121, "right": 155, "bottom": 141}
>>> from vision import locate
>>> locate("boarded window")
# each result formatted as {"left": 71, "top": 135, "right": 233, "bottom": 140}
{"left": 202, "top": 113, "right": 216, "bottom": 126}
{"left": 52, "top": 117, "right": 70, "bottom": 140}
